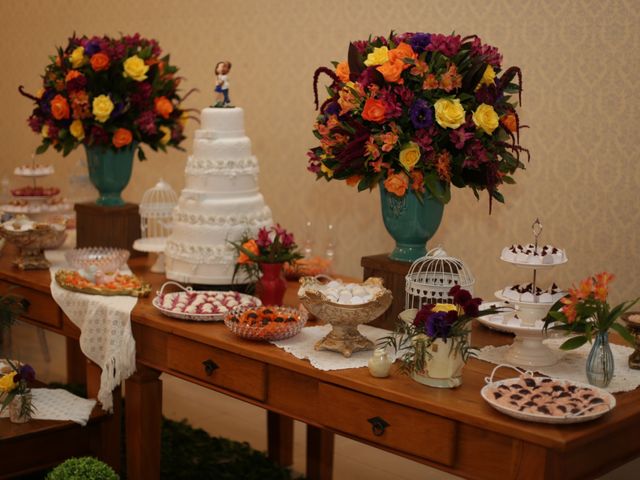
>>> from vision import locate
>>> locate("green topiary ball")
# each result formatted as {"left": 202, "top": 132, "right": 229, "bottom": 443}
{"left": 46, "top": 456, "right": 118, "bottom": 480}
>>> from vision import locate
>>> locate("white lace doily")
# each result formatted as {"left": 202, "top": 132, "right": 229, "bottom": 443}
{"left": 477, "top": 338, "right": 640, "bottom": 393}
{"left": 271, "top": 325, "right": 398, "bottom": 371}
{"left": 46, "top": 249, "right": 137, "bottom": 412}
{"left": 0, "top": 388, "right": 96, "bottom": 425}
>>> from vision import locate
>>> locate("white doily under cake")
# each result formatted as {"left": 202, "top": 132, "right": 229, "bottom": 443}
{"left": 270, "top": 325, "right": 398, "bottom": 371}
{"left": 0, "top": 388, "right": 96, "bottom": 425}
{"left": 46, "top": 249, "right": 137, "bottom": 412}
{"left": 477, "top": 338, "right": 640, "bottom": 393}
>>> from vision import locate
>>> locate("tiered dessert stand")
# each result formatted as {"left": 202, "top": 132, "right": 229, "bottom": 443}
{"left": 480, "top": 219, "right": 567, "bottom": 367}
{"left": 1, "top": 158, "right": 72, "bottom": 223}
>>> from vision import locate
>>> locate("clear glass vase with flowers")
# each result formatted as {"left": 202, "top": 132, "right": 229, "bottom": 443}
{"left": 0, "top": 360, "right": 37, "bottom": 423}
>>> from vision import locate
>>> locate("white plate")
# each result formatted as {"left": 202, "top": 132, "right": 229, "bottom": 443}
{"left": 481, "top": 376, "right": 616, "bottom": 424}
{"left": 477, "top": 302, "right": 547, "bottom": 334}
{"left": 499, "top": 255, "right": 568, "bottom": 269}
{"left": 152, "top": 282, "right": 262, "bottom": 322}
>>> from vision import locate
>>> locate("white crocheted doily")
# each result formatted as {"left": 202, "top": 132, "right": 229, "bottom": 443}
{"left": 0, "top": 388, "right": 96, "bottom": 425}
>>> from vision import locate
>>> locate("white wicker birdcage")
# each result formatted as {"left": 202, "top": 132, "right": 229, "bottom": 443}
{"left": 405, "top": 247, "right": 475, "bottom": 310}
{"left": 139, "top": 179, "right": 178, "bottom": 239}
{"left": 133, "top": 179, "right": 178, "bottom": 273}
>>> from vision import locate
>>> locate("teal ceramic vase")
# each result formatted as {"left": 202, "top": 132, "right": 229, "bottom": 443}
{"left": 379, "top": 183, "right": 445, "bottom": 262}
{"left": 85, "top": 144, "right": 137, "bottom": 206}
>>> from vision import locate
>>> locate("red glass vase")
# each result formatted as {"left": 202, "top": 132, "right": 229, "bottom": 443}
{"left": 256, "top": 262, "right": 287, "bottom": 306}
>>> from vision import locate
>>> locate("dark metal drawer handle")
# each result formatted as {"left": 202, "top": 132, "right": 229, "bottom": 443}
{"left": 367, "top": 416, "right": 390, "bottom": 436}
{"left": 202, "top": 359, "right": 219, "bottom": 376}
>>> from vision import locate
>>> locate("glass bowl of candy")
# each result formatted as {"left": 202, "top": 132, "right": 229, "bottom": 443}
{"left": 65, "top": 247, "right": 130, "bottom": 280}
{"left": 224, "top": 305, "right": 308, "bottom": 341}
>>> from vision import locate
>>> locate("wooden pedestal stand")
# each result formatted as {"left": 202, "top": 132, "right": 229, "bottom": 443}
{"left": 361, "top": 254, "right": 411, "bottom": 330}
{"left": 75, "top": 202, "right": 143, "bottom": 256}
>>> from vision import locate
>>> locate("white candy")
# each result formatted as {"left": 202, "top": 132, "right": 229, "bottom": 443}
{"left": 338, "top": 293, "right": 352, "bottom": 304}
{"left": 201, "top": 304, "right": 213, "bottom": 313}
{"left": 327, "top": 281, "right": 342, "bottom": 289}
{"left": 226, "top": 299, "right": 238, "bottom": 308}
{"left": 521, "top": 292, "right": 535, "bottom": 303}
{"left": 218, "top": 305, "right": 228, "bottom": 313}
{"left": 349, "top": 296, "right": 363, "bottom": 304}
{"left": 185, "top": 305, "right": 197, "bottom": 313}
{"left": 351, "top": 286, "right": 368, "bottom": 297}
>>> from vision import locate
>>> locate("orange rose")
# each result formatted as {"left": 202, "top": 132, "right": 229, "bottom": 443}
{"left": 388, "top": 42, "right": 417, "bottom": 63}
{"left": 90, "top": 52, "right": 110, "bottom": 72}
{"left": 501, "top": 112, "right": 518, "bottom": 133}
{"left": 237, "top": 239, "right": 259, "bottom": 264}
{"left": 154, "top": 96, "right": 174, "bottom": 119}
{"left": 346, "top": 175, "right": 362, "bottom": 187}
{"left": 65, "top": 70, "right": 82, "bottom": 82}
{"left": 376, "top": 59, "right": 405, "bottom": 83}
{"left": 112, "top": 128, "right": 133, "bottom": 148}
{"left": 383, "top": 172, "right": 409, "bottom": 197}
{"left": 336, "top": 61, "right": 350, "bottom": 83}
{"left": 362, "top": 97, "right": 386, "bottom": 123}
{"left": 50, "top": 94, "right": 70, "bottom": 120}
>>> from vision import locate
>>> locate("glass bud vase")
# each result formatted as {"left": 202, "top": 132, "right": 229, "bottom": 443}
{"left": 586, "top": 331, "right": 614, "bottom": 388}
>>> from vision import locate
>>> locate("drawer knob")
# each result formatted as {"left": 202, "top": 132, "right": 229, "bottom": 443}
{"left": 202, "top": 359, "right": 219, "bottom": 376}
{"left": 367, "top": 416, "right": 390, "bottom": 436}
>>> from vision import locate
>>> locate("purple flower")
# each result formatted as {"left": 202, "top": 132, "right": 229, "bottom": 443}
{"left": 281, "top": 232, "right": 295, "bottom": 248}
{"left": 351, "top": 40, "right": 369, "bottom": 55}
{"left": 66, "top": 75, "right": 87, "bottom": 92}
{"left": 256, "top": 227, "right": 272, "bottom": 248}
{"left": 426, "top": 311, "right": 454, "bottom": 339}
{"left": 414, "top": 127, "right": 435, "bottom": 153}
{"left": 463, "top": 139, "right": 489, "bottom": 168}
{"left": 409, "top": 99, "right": 433, "bottom": 129}
{"left": 471, "top": 37, "right": 503, "bottom": 68}
{"left": 135, "top": 110, "right": 157, "bottom": 135}
{"left": 450, "top": 128, "right": 474, "bottom": 149}
{"left": 307, "top": 150, "right": 322, "bottom": 173}
{"left": 357, "top": 67, "right": 383, "bottom": 89}
{"left": 19, "top": 364, "right": 36, "bottom": 383}
{"left": 85, "top": 38, "right": 101, "bottom": 56}
{"left": 378, "top": 88, "right": 402, "bottom": 119}
{"left": 395, "top": 86, "right": 415, "bottom": 106}
{"left": 413, "top": 303, "right": 435, "bottom": 328}
{"left": 324, "top": 102, "right": 340, "bottom": 116}
{"left": 27, "top": 115, "right": 44, "bottom": 133}
{"left": 407, "top": 33, "right": 432, "bottom": 54}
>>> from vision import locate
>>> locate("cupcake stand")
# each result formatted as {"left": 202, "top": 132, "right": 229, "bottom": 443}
{"left": 478, "top": 219, "right": 567, "bottom": 367}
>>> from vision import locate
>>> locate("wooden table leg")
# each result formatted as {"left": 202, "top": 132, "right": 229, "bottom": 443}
{"left": 86, "top": 360, "right": 121, "bottom": 473}
{"left": 125, "top": 364, "right": 162, "bottom": 480}
{"left": 66, "top": 337, "right": 87, "bottom": 385}
{"left": 267, "top": 411, "right": 294, "bottom": 467}
{"left": 306, "top": 425, "right": 334, "bottom": 480}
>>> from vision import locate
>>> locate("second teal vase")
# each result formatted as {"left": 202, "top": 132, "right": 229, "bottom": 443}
{"left": 379, "top": 183, "right": 445, "bottom": 262}
{"left": 85, "top": 143, "right": 137, "bottom": 206}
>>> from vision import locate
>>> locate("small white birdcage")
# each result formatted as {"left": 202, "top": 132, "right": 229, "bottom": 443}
{"left": 133, "top": 179, "right": 178, "bottom": 273}
{"left": 405, "top": 247, "right": 475, "bottom": 310}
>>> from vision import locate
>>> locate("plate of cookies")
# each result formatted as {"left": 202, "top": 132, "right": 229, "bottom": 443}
{"left": 481, "top": 364, "right": 615, "bottom": 424}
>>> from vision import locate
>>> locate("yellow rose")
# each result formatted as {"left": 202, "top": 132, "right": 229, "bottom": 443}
{"left": 364, "top": 46, "right": 389, "bottom": 67}
{"left": 123, "top": 55, "right": 149, "bottom": 82}
{"left": 472, "top": 103, "right": 499, "bottom": 135}
{"left": 41, "top": 124, "right": 49, "bottom": 138}
{"left": 92, "top": 95, "right": 114, "bottom": 123}
{"left": 434, "top": 98, "right": 466, "bottom": 129}
{"left": 0, "top": 371, "right": 17, "bottom": 392}
{"left": 70, "top": 46, "right": 86, "bottom": 68}
{"left": 36, "top": 88, "right": 45, "bottom": 99}
{"left": 69, "top": 119, "right": 85, "bottom": 140}
{"left": 476, "top": 65, "right": 496, "bottom": 90}
{"left": 432, "top": 303, "right": 458, "bottom": 313}
{"left": 320, "top": 162, "right": 334, "bottom": 178}
{"left": 399, "top": 142, "right": 421, "bottom": 171}
{"left": 159, "top": 126, "right": 171, "bottom": 145}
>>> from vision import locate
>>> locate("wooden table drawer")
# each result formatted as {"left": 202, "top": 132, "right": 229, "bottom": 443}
{"left": 318, "top": 383, "right": 457, "bottom": 466}
{"left": 167, "top": 336, "right": 266, "bottom": 401}
{"left": 0, "top": 282, "right": 62, "bottom": 329}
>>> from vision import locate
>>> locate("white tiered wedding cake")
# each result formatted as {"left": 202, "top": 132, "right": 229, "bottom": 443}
{"left": 165, "top": 107, "right": 272, "bottom": 284}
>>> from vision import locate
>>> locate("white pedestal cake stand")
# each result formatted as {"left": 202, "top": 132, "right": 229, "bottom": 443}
{"left": 486, "top": 293, "right": 561, "bottom": 367}
{"left": 133, "top": 237, "right": 167, "bottom": 273}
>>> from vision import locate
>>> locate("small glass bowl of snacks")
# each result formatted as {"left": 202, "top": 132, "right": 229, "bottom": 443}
{"left": 224, "top": 305, "right": 308, "bottom": 341}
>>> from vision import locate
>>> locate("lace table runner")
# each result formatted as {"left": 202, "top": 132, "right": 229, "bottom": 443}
{"left": 477, "top": 338, "right": 640, "bottom": 393}
{"left": 271, "top": 325, "right": 399, "bottom": 371}
{"left": 46, "top": 249, "right": 137, "bottom": 412}
{"left": 0, "top": 388, "right": 97, "bottom": 425}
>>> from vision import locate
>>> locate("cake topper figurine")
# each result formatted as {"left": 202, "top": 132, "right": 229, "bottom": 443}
{"left": 213, "top": 61, "right": 232, "bottom": 107}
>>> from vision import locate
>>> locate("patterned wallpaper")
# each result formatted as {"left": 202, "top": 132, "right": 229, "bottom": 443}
{"left": 1, "top": 0, "right": 639, "bottom": 302}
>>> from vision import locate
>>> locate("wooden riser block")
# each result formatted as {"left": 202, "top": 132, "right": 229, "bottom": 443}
{"left": 361, "top": 254, "right": 411, "bottom": 330}
{"left": 75, "top": 202, "right": 144, "bottom": 256}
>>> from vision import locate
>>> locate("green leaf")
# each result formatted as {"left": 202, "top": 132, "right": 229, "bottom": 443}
{"left": 35, "top": 143, "right": 50, "bottom": 155}
{"left": 501, "top": 175, "right": 516, "bottom": 185}
{"left": 610, "top": 322, "right": 636, "bottom": 347}
{"left": 137, "top": 146, "right": 147, "bottom": 161}
{"left": 559, "top": 336, "right": 589, "bottom": 351}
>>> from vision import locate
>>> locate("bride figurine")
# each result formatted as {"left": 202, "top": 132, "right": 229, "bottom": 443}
{"left": 213, "top": 61, "right": 232, "bottom": 107}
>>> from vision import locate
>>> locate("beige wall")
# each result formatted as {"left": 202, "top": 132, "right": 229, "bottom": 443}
{"left": 1, "top": 0, "right": 639, "bottom": 303}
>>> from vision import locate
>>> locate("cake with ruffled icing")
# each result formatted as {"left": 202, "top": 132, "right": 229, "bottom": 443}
{"left": 165, "top": 107, "right": 272, "bottom": 284}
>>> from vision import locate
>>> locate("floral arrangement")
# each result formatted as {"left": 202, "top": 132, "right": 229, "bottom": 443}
{"left": 385, "top": 286, "right": 498, "bottom": 373}
{"left": 20, "top": 33, "right": 193, "bottom": 159}
{"left": 308, "top": 32, "right": 528, "bottom": 208}
{"left": 230, "top": 225, "right": 303, "bottom": 284}
{"left": 0, "top": 360, "right": 37, "bottom": 420}
{"left": 544, "top": 272, "right": 638, "bottom": 350}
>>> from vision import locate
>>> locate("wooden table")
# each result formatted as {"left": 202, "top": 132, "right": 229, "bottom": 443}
{"left": 2, "top": 252, "right": 640, "bottom": 480}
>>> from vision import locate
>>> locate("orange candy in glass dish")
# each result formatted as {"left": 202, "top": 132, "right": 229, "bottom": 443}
{"left": 224, "top": 305, "right": 307, "bottom": 341}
